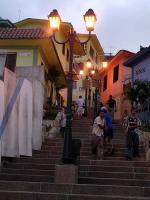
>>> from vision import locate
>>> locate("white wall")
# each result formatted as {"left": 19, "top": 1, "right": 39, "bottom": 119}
{"left": 0, "top": 66, "right": 44, "bottom": 163}
{"left": 0, "top": 80, "right": 4, "bottom": 164}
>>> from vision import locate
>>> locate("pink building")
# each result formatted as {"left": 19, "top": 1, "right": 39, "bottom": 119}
{"left": 100, "top": 50, "right": 135, "bottom": 120}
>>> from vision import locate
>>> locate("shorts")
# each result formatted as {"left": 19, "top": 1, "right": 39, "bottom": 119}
{"left": 104, "top": 128, "right": 113, "bottom": 140}
{"left": 77, "top": 107, "right": 84, "bottom": 115}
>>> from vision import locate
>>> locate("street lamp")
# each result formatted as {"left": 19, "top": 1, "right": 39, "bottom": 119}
{"left": 86, "top": 59, "right": 92, "bottom": 68}
{"left": 91, "top": 69, "right": 95, "bottom": 75}
{"left": 102, "top": 61, "right": 108, "bottom": 69}
{"left": 48, "top": 9, "right": 61, "bottom": 32}
{"left": 48, "top": 9, "right": 97, "bottom": 164}
{"left": 79, "top": 70, "right": 84, "bottom": 75}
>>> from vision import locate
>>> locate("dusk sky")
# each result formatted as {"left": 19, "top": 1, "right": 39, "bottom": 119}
{"left": 0, "top": 0, "right": 150, "bottom": 54}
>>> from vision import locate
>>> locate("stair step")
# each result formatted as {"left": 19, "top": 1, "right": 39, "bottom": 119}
{"left": 41, "top": 143, "right": 130, "bottom": 149}
{"left": 32, "top": 152, "right": 144, "bottom": 158}
{"left": 33, "top": 147, "right": 144, "bottom": 153}
{"left": 79, "top": 165, "right": 150, "bottom": 173}
{"left": 0, "top": 173, "right": 53, "bottom": 182}
{"left": 3, "top": 163, "right": 55, "bottom": 170}
{"left": 79, "top": 170, "right": 150, "bottom": 179}
{"left": 0, "top": 181, "right": 149, "bottom": 197}
{"left": 0, "top": 191, "right": 150, "bottom": 200}
{"left": 80, "top": 160, "right": 149, "bottom": 167}
{"left": 79, "top": 177, "right": 150, "bottom": 186}
{"left": 5, "top": 163, "right": 150, "bottom": 173}
{"left": 9, "top": 158, "right": 148, "bottom": 167}
{"left": 0, "top": 119, "right": 147, "bottom": 199}
{"left": 1, "top": 168, "right": 54, "bottom": 176}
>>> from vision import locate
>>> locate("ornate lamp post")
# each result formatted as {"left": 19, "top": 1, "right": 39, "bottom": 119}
{"left": 84, "top": 76, "right": 89, "bottom": 117}
{"left": 94, "top": 85, "right": 99, "bottom": 120}
{"left": 48, "top": 9, "right": 97, "bottom": 164}
{"left": 84, "top": 59, "right": 92, "bottom": 117}
{"left": 89, "top": 68, "right": 100, "bottom": 121}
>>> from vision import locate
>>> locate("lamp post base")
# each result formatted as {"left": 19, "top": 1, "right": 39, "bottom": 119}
{"left": 54, "top": 164, "right": 78, "bottom": 184}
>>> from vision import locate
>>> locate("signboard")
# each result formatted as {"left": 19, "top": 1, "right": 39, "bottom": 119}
{"left": 82, "top": 79, "right": 101, "bottom": 88}
{"left": 82, "top": 79, "right": 91, "bottom": 88}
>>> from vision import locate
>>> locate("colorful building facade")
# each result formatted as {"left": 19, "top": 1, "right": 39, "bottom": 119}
{"left": 0, "top": 17, "right": 84, "bottom": 163}
{"left": 0, "top": 27, "right": 67, "bottom": 106}
{"left": 15, "top": 18, "right": 84, "bottom": 104}
{"left": 124, "top": 46, "right": 150, "bottom": 82}
{"left": 73, "top": 34, "right": 104, "bottom": 108}
{"left": 100, "top": 50, "right": 135, "bottom": 120}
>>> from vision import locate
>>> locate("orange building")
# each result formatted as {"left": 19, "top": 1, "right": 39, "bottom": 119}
{"left": 100, "top": 50, "right": 135, "bottom": 120}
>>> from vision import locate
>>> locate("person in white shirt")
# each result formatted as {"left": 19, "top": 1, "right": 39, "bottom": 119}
{"left": 91, "top": 110, "right": 105, "bottom": 159}
{"left": 76, "top": 96, "right": 85, "bottom": 119}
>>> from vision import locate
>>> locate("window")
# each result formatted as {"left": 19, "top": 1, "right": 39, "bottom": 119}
{"left": 62, "top": 43, "right": 65, "bottom": 55}
{"left": 113, "top": 64, "right": 119, "bottom": 83}
{"left": 82, "top": 43, "right": 87, "bottom": 53}
{"left": 0, "top": 53, "right": 16, "bottom": 79}
{"left": 74, "top": 55, "right": 81, "bottom": 58}
{"left": 103, "top": 75, "right": 107, "bottom": 91}
{"left": 90, "top": 46, "right": 94, "bottom": 59}
{"left": 5, "top": 53, "right": 17, "bottom": 72}
{"left": 66, "top": 49, "right": 69, "bottom": 61}
{"left": 0, "top": 54, "right": 6, "bottom": 77}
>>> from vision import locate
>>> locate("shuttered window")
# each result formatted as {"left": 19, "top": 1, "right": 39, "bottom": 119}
{"left": 113, "top": 64, "right": 119, "bottom": 83}
{"left": 0, "top": 54, "right": 6, "bottom": 77}
{"left": 103, "top": 75, "right": 107, "bottom": 91}
{"left": 5, "top": 53, "right": 17, "bottom": 72}
{"left": 90, "top": 46, "right": 94, "bottom": 59}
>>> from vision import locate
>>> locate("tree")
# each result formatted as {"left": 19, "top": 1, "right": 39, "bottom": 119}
{"left": 124, "top": 80, "right": 150, "bottom": 106}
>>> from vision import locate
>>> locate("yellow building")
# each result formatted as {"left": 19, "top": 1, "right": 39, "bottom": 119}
{"left": 0, "top": 27, "right": 67, "bottom": 107}
{"left": 15, "top": 18, "right": 85, "bottom": 105}
{"left": 73, "top": 33, "right": 104, "bottom": 108}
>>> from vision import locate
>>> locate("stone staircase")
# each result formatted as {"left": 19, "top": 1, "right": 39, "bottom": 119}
{"left": 0, "top": 118, "right": 150, "bottom": 199}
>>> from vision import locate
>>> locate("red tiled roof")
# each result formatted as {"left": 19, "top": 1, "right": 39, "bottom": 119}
{"left": 0, "top": 28, "right": 50, "bottom": 39}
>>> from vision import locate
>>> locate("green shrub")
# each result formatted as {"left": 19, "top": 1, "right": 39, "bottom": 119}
{"left": 43, "top": 108, "right": 58, "bottom": 120}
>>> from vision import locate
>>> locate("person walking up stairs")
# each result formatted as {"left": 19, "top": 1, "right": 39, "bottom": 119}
{"left": 0, "top": 118, "right": 150, "bottom": 200}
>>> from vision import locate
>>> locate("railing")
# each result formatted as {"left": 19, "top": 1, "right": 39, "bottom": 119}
{"left": 137, "top": 98, "right": 150, "bottom": 127}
